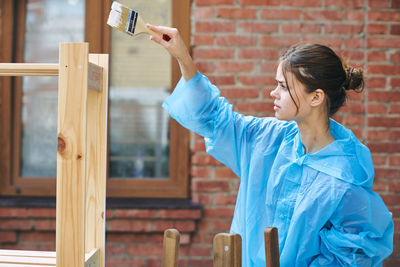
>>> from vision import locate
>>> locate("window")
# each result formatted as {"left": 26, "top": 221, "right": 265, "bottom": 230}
{"left": 0, "top": 0, "right": 191, "bottom": 198}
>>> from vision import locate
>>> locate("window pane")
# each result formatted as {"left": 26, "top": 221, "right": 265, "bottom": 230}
{"left": 20, "top": 0, "right": 85, "bottom": 177}
{"left": 109, "top": 0, "right": 172, "bottom": 179}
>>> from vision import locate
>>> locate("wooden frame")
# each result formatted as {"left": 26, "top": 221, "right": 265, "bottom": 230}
{"left": 0, "top": 43, "right": 108, "bottom": 267}
{"left": 0, "top": 0, "right": 191, "bottom": 199}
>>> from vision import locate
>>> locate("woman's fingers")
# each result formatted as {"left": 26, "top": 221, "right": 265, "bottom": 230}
{"left": 147, "top": 24, "right": 177, "bottom": 36}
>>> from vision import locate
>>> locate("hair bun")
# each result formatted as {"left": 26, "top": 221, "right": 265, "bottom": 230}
{"left": 344, "top": 66, "right": 364, "bottom": 92}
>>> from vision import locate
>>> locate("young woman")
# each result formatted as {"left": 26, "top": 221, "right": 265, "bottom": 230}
{"left": 147, "top": 24, "right": 394, "bottom": 266}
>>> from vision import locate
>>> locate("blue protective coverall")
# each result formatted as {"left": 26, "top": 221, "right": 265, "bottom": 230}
{"left": 162, "top": 72, "right": 394, "bottom": 266}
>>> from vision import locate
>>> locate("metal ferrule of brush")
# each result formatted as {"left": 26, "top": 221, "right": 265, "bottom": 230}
{"left": 126, "top": 10, "right": 138, "bottom": 35}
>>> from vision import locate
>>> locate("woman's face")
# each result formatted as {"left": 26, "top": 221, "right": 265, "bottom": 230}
{"left": 270, "top": 62, "right": 311, "bottom": 121}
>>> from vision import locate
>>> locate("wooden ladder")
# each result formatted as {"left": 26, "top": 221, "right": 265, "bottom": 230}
{"left": 0, "top": 43, "right": 108, "bottom": 267}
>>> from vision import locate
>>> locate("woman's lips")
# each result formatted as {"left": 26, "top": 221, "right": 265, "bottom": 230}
{"left": 273, "top": 103, "right": 280, "bottom": 111}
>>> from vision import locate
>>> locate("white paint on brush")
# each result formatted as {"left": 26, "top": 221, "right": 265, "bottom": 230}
{"left": 107, "top": 9, "right": 122, "bottom": 28}
{"left": 111, "top": 1, "right": 123, "bottom": 13}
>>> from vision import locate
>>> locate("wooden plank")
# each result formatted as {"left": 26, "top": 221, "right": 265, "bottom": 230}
{"left": 85, "top": 54, "right": 109, "bottom": 267}
{"left": 213, "top": 233, "right": 241, "bottom": 267}
{"left": 162, "top": 229, "right": 180, "bottom": 267}
{"left": 87, "top": 62, "right": 103, "bottom": 91}
{"left": 0, "top": 250, "right": 55, "bottom": 258}
{"left": 0, "top": 256, "right": 55, "bottom": 265}
{"left": 0, "top": 64, "right": 58, "bottom": 76}
{"left": 56, "top": 42, "right": 89, "bottom": 267}
{"left": 265, "top": 227, "right": 280, "bottom": 267}
{"left": 0, "top": 264, "right": 53, "bottom": 267}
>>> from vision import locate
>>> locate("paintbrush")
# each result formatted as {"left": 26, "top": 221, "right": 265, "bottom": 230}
{"left": 107, "top": 1, "right": 170, "bottom": 41}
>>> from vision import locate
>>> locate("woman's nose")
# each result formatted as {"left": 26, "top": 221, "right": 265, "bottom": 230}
{"left": 270, "top": 87, "right": 279, "bottom": 98}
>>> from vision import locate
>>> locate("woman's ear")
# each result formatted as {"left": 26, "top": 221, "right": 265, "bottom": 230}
{"left": 310, "top": 89, "right": 326, "bottom": 107}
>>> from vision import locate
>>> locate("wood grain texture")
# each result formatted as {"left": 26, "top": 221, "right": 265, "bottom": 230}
{"left": 264, "top": 227, "right": 280, "bottom": 267}
{"left": 56, "top": 43, "right": 89, "bottom": 267}
{"left": 0, "top": 63, "right": 58, "bottom": 76}
{"left": 85, "top": 54, "right": 109, "bottom": 267}
{"left": 213, "top": 233, "right": 242, "bottom": 267}
{"left": 162, "top": 229, "right": 180, "bottom": 267}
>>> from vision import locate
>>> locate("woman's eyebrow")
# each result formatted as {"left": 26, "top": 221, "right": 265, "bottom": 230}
{"left": 275, "top": 78, "right": 286, "bottom": 84}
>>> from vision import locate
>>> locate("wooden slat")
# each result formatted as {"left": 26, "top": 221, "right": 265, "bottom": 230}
{"left": 265, "top": 227, "right": 280, "bottom": 267}
{"left": 0, "top": 264, "right": 52, "bottom": 267}
{"left": 56, "top": 42, "right": 89, "bottom": 267}
{"left": 0, "top": 250, "right": 55, "bottom": 258}
{"left": 85, "top": 53, "right": 109, "bottom": 267}
{"left": 87, "top": 62, "right": 103, "bottom": 91}
{"left": 162, "top": 229, "right": 180, "bottom": 267}
{"left": 213, "top": 233, "right": 242, "bottom": 267}
{"left": 0, "top": 63, "right": 58, "bottom": 76}
{"left": 0, "top": 255, "right": 55, "bottom": 266}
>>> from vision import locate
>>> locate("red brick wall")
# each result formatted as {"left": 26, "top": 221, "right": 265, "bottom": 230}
{"left": 1, "top": 0, "right": 400, "bottom": 266}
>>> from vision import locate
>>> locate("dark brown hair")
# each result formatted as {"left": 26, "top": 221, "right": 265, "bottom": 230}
{"left": 280, "top": 43, "right": 364, "bottom": 117}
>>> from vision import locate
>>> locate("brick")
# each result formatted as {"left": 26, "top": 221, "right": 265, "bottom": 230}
{"left": 196, "top": 0, "right": 234, "bottom": 5}
{"left": 107, "top": 220, "right": 152, "bottom": 232}
{"left": 381, "top": 194, "right": 400, "bottom": 206}
{"left": 368, "top": 91, "right": 400, "bottom": 102}
{"left": 390, "top": 156, "right": 400, "bottom": 167}
{"left": 372, "top": 181, "right": 387, "bottom": 192}
{"left": 345, "top": 10, "right": 364, "bottom": 21}
{"left": 325, "top": 24, "right": 364, "bottom": 34}
{"left": 106, "top": 233, "right": 147, "bottom": 243}
{"left": 215, "top": 193, "right": 237, "bottom": 205}
{"left": 372, "top": 155, "right": 387, "bottom": 166}
{"left": 368, "top": 0, "right": 389, "bottom": 8}
{"left": 260, "top": 36, "right": 300, "bottom": 47}
{"left": 192, "top": 141, "right": 206, "bottom": 152}
{"left": 188, "top": 259, "right": 214, "bottom": 267}
{"left": 375, "top": 168, "right": 400, "bottom": 180}
{"left": 239, "top": 0, "right": 280, "bottom": 6}
{"left": 127, "top": 244, "right": 163, "bottom": 256}
{"left": 203, "top": 207, "right": 234, "bottom": 218}
{"left": 216, "top": 61, "right": 256, "bottom": 73}
{"left": 213, "top": 219, "right": 231, "bottom": 231}
{"left": 303, "top": 36, "right": 342, "bottom": 48}
{"left": 214, "top": 167, "right": 238, "bottom": 178}
{"left": 193, "top": 7, "right": 214, "bottom": 19}
{"left": 195, "top": 21, "right": 235, "bottom": 33}
{"left": 366, "top": 24, "right": 387, "bottom": 35}
{"left": 368, "top": 117, "right": 400, "bottom": 127}
{"left": 175, "top": 221, "right": 197, "bottom": 232}
{"left": 389, "top": 130, "right": 400, "bottom": 141}
{"left": 106, "top": 244, "right": 126, "bottom": 256}
{"left": 193, "top": 35, "right": 214, "bottom": 46}
{"left": 113, "top": 209, "right": 158, "bottom": 219}
{"left": 282, "top": 23, "right": 321, "bottom": 34}
{"left": 0, "top": 231, "right": 17, "bottom": 243}
{"left": 369, "top": 143, "right": 400, "bottom": 153}
{"left": 217, "top": 8, "right": 257, "bottom": 19}
{"left": 260, "top": 62, "right": 278, "bottom": 73}
{"left": 193, "top": 48, "right": 234, "bottom": 59}
{"left": 367, "top": 51, "right": 386, "bottom": 62}
{"left": 192, "top": 180, "right": 231, "bottom": 192}
{"left": 341, "top": 102, "right": 364, "bottom": 113}
{"left": 238, "top": 48, "right": 278, "bottom": 59}
{"left": 366, "top": 104, "right": 387, "bottom": 114}
{"left": 325, "top": 0, "right": 364, "bottom": 7}
{"left": 191, "top": 166, "right": 211, "bottom": 178}
{"left": 340, "top": 50, "right": 364, "bottom": 62}
{"left": 303, "top": 10, "right": 342, "bottom": 21}
{"left": 344, "top": 38, "right": 363, "bottom": 48}
{"left": 0, "top": 220, "right": 34, "bottom": 231}
{"left": 391, "top": 51, "right": 400, "bottom": 63}
{"left": 391, "top": 25, "right": 400, "bottom": 35}
{"left": 282, "top": 0, "right": 322, "bottom": 7}
{"left": 221, "top": 88, "right": 260, "bottom": 99}
{"left": 27, "top": 208, "right": 56, "bottom": 218}
{"left": 344, "top": 114, "right": 364, "bottom": 126}
{"left": 215, "top": 35, "right": 257, "bottom": 46}
{"left": 391, "top": 78, "right": 400, "bottom": 88}
{"left": 390, "top": 104, "right": 400, "bottom": 114}
{"left": 191, "top": 193, "right": 213, "bottom": 205}
{"left": 393, "top": 0, "right": 400, "bottom": 8}
{"left": 238, "top": 22, "right": 279, "bottom": 34}
{"left": 159, "top": 209, "right": 202, "bottom": 219}
{"left": 208, "top": 75, "right": 235, "bottom": 86}
{"left": 365, "top": 77, "right": 386, "bottom": 89}
{"left": 237, "top": 101, "right": 274, "bottom": 113}
{"left": 192, "top": 154, "right": 221, "bottom": 165}
{"left": 195, "top": 61, "right": 215, "bottom": 73}
{"left": 105, "top": 258, "right": 146, "bottom": 267}
{"left": 368, "top": 65, "right": 400, "bottom": 75}
{"left": 0, "top": 208, "right": 28, "bottom": 218}
{"left": 261, "top": 9, "right": 301, "bottom": 20}
{"left": 19, "top": 232, "right": 55, "bottom": 242}
{"left": 368, "top": 11, "right": 400, "bottom": 22}
{"left": 367, "top": 37, "right": 400, "bottom": 49}
{"left": 239, "top": 75, "right": 275, "bottom": 86}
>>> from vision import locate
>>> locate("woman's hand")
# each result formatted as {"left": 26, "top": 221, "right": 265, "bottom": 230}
{"left": 147, "top": 24, "right": 197, "bottom": 81}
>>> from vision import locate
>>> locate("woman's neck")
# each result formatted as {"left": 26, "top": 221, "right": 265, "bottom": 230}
{"left": 296, "top": 115, "right": 334, "bottom": 154}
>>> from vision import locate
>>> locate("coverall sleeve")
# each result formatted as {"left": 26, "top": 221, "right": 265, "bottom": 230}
{"left": 310, "top": 188, "right": 394, "bottom": 267}
{"left": 162, "top": 72, "right": 285, "bottom": 177}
